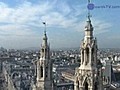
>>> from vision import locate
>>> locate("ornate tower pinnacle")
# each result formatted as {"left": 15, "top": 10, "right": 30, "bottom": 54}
{"left": 84, "top": 0, "right": 93, "bottom": 40}
{"left": 42, "top": 22, "right": 47, "bottom": 47}
{"left": 35, "top": 22, "right": 53, "bottom": 90}
{"left": 81, "top": 0, "right": 95, "bottom": 70}
{"left": 74, "top": 0, "right": 103, "bottom": 90}
{"left": 43, "top": 22, "right": 47, "bottom": 38}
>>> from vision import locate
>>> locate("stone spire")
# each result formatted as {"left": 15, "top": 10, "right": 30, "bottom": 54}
{"left": 42, "top": 22, "right": 47, "bottom": 47}
{"left": 35, "top": 22, "right": 53, "bottom": 90}
{"left": 84, "top": 2, "right": 93, "bottom": 41}
{"left": 85, "top": 13, "right": 93, "bottom": 32}
{"left": 81, "top": 4, "right": 95, "bottom": 70}
{"left": 74, "top": 0, "right": 103, "bottom": 90}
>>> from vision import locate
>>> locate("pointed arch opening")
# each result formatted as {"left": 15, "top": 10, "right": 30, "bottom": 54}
{"left": 40, "top": 66, "right": 43, "bottom": 77}
{"left": 94, "top": 82, "right": 98, "bottom": 90}
{"left": 86, "top": 47, "right": 89, "bottom": 55}
{"left": 85, "top": 81, "right": 88, "bottom": 90}
{"left": 81, "top": 49, "right": 84, "bottom": 64}
{"left": 86, "top": 47, "right": 89, "bottom": 65}
{"left": 92, "top": 48, "right": 94, "bottom": 54}
{"left": 92, "top": 48, "right": 94, "bottom": 65}
{"left": 42, "top": 48, "right": 44, "bottom": 52}
{"left": 77, "top": 80, "right": 79, "bottom": 90}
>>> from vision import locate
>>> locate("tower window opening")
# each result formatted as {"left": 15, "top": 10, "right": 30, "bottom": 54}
{"left": 77, "top": 81, "right": 79, "bottom": 89}
{"left": 45, "top": 48, "right": 47, "bottom": 52}
{"left": 94, "top": 82, "right": 98, "bottom": 90}
{"left": 82, "top": 50, "right": 84, "bottom": 64}
{"left": 85, "top": 81, "right": 88, "bottom": 90}
{"left": 86, "top": 47, "right": 89, "bottom": 54}
{"left": 42, "top": 49, "right": 44, "bottom": 52}
{"left": 86, "top": 47, "right": 89, "bottom": 65}
{"left": 45, "top": 48, "right": 47, "bottom": 58}
{"left": 92, "top": 48, "right": 94, "bottom": 54}
{"left": 40, "top": 66, "right": 43, "bottom": 77}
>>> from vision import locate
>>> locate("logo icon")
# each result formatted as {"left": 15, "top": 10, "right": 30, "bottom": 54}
{"left": 87, "top": 3, "right": 94, "bottom": 10}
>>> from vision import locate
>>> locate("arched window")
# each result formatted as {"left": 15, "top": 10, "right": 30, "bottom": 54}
{"left": 12, "top": 73, "right": 19, "bottom": 79}
{"left": 45, "top": 48, "right": 47, "bottom": 58}
{"left": 40, "top": 66, "right": 43, "bottom": 77}
{"left": 86, "top": 47, "right": 89, "bottom": 65}
{"left": 85, "top": 82, "right": 88, "bottom": 90}
{"left": 92, "top": 48, "right": 94, "bottom": 54}
{"left": 77, "top": 81, "right": 79, "bottom": 89}
{"left": 94, "top": 82, "right": 98, "bottom": 90}
{"left": 82, "top": 50, "right": 84, "bottom": 64}
{"left": 42, "top": 49, "right": 44, "bottom": 53}
{"left": 86, "top": 47, "right": 89, "bottom": 55}
{"left": 92, "top": 48, "right": 94, "bottom": 65}
{"left": 45, "top": 48, "right": 47, "bottom": 52}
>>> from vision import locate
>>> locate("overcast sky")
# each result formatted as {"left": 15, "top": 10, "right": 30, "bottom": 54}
{"left": 0, "top": 0, "right": 120, "bottom": 49}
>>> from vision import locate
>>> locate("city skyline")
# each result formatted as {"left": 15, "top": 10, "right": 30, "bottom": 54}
{"left": 0, "top": 0, "right": 120, "bottom": 49}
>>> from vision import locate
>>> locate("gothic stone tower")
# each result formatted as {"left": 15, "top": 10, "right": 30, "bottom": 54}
{"left": 74, "top": 14, "right": 103, "bottom": 90}
{"left": 36, "top": 27, "right": 53, "bottom": 90}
